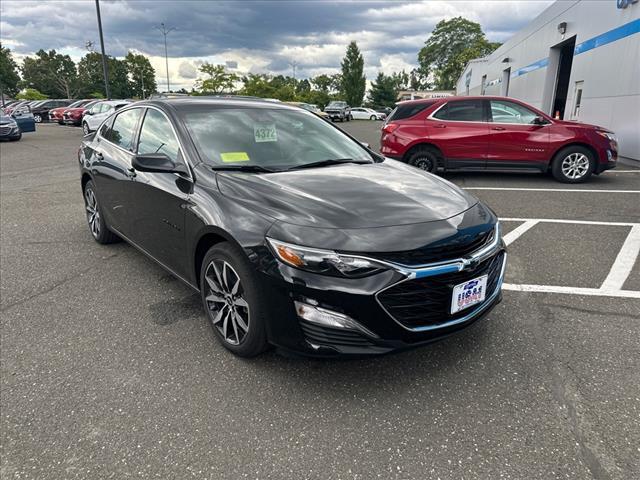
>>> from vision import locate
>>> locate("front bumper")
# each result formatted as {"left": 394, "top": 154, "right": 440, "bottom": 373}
{"left": 256, "top": 239, "right": 507, "bottom": 357}
{"left": 0, "top": 124, "right": 21, "bottom": 139}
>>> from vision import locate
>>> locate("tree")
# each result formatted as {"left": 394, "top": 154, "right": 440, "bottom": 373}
{"left": 77, "top": 52, "right": 106, "bottom": 98}
{"left": 77, "top": 52, "right": 130, "bottom": 99}
{"left": 409, "top": 68, "right": 430, "bottom": 91}
{"left": 0, "top": 43, "right": 21, "bottom": 97}
{"left": 368, "top": 72, "right": 397, "bottom": 108}
{"left": 124, "top": 52, "right": 156, "bottom": 98}
{"left": 16, "top": 88, "right": 48, "bottom": 100}
{"left": 20, "top": 49, "right": 77, "bottom": 98}
{"left": 195, "top": 63, "right": 239, "bottom": 94}
{"left": 108, "top": 57, "right": 131, "bottom": 98}
{"left": 418, "top": 17, "right": 500, "bottom": 90}
{"left": 340, "top": 41, "right": 366, "bottom": 106}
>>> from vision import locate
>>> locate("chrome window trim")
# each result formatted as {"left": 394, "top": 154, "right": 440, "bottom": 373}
{"left": 96, "top": 104, "right": 194, "bottom": 182}
{"left": 428, "top": 101, "right": 554, "bottom": 127}
{"left": 375, "top": 251, "right": 507, "bottom": 332}
{"left": 96, "top": 106, "right": 144, "bottom": 154}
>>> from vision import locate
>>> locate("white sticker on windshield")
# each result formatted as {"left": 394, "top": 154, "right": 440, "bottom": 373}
{"left": 254, "top": 123, "right": 277, "bottom": 143}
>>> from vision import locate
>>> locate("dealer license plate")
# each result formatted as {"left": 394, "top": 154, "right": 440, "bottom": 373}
{"left": 451, "top": 275, "right": 488, "bottom": 314}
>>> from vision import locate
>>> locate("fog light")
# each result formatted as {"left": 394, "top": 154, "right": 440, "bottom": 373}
{"left": 294, "top": 301, "right": 378, "bottom": 338}
{"left": 607, "top": 150, "right": 613, "bottom": 161}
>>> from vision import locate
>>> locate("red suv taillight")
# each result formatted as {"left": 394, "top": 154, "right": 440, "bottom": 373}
{"left": 382, "top": 123, "right": 398, "bottom": 135}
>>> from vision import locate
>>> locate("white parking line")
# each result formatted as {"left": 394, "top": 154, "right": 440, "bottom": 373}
{"left": 501, "top": 217, "right": 638, "bottom": 227}
{"left": 502, "top": 283, "right": 640, "bottom": 299}
{"left": 464, "top": 187, "right": 640, "bottom": 194}
{"left": 502, "top": 220, "right": 539, "bottom": 246}
{"left": 600, "top": 225, "right": 640, "bottom": 291}
{"left": 499, "top": 218, "right": 640, "bottom": 299}
{"left": 605, "top": 170, "right": 640, "bottom": 173}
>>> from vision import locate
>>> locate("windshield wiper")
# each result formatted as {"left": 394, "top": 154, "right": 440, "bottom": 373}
{"left": 212, "top": 165, "right": 278, "bottom": 173}
{"left": 286, "top": 158, "right": 372, "bottom": 171}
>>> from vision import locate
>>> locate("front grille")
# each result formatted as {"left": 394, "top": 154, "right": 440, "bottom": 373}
{"left": 300, "top": 321, "right": 375, "bottom": 348}
{"left": 0, "top": 125, "right": 13, "bottom": 135}
{"left": 377, "top": 251, "right": 504, "bottom": 330}
{"left": 368, "top": 229, "right": 494, "bottom": 266}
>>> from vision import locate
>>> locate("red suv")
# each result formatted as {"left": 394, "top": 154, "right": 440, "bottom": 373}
{"left": 380, "top": 96, "right": 618, "bottom": 183}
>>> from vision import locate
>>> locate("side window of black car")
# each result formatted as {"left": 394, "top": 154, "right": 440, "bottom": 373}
{"left": 137, "top": 109, "right": 180, "bottom": 162}
{"left": 433, "top": 100, "right": 484, "bottom": 122}
{"left": 109, "top": 108, "right": 142, "bottom": 150}
{"left": 99, "top": 116, "right": 115, "bottom": 141}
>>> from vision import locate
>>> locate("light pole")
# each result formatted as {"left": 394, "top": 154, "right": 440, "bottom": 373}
{"left": 155, "top": 23, "right": 175, "bottom": 93}
{"left": 289, "top": 60, "right": 298, "bottom": 92}
{"left": 94, "top": 0, "right": 110, "bottom": 99}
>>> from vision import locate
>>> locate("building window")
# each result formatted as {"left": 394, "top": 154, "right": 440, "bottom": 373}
{"left": 572, "top": 81, "right": 584, "bottom": 119}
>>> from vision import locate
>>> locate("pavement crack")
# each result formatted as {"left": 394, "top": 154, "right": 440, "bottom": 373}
{"left": 530, "top": 302, "right": 615, "bottom": 480}
{"left": 0, "top": 253, "right": 119, "bottom": 312}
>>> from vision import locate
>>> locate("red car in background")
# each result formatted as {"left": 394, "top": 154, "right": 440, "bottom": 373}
{"left": 49, "top": 99, "right": 94, "bottom": 124}
{"left": 380, "top": 96, "right": 618, "bottom": 183}
{"left": 62, "top": 100, "right": 99, "bottom": 126}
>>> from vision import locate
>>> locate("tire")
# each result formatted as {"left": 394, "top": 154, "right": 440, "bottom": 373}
{"left": 200, "top": 242, "right": 269, "bottom": 357}
{"left": 83, "top": 180, "right": 120, "bottom": 244}
{"left": 370, "top": 115, "right": 377, "bottom": 120}
{"left": 406, "top": 145, "right": 440, "bottom": 173}
{"left": 551, "top": 146, "right": 595, "bottom": 183}
{"left": 57, "top": 120, "right": 64, "bottom": 125}
{"left": 82, "top": 122, "right": 91, "bottom": 135}
{"left": 33, "top": 114, "right": 42, "bottom": 123}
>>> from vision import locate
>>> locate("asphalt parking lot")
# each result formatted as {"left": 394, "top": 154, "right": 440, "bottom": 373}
{"left": 1, "top": 122, "right": 639, "bottom": 479}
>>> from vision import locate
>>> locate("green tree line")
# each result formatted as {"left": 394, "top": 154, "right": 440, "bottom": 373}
{"left": 1, "top": 44, "right": 157, "bottom": 100}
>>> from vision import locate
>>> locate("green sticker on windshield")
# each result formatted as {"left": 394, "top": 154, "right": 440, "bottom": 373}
{"left": 220, "top": 152, "right": 250, "bottom": 162}
{"left": 254, "top": 123, "right": 277, "bottom": 143}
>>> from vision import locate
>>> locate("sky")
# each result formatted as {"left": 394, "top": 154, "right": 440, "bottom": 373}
{"left": 0, "top": 0, "right": 554, "bottom": 91}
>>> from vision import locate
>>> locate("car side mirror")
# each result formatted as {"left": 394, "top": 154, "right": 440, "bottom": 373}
{"left": 132, "top": 153, "right": 188, "bottom": 175}
{"left": 85, "top": 110, "right": 93, "bottom": 115}
{"left": 533, "top": 116, "right": 549, "bottom": 125}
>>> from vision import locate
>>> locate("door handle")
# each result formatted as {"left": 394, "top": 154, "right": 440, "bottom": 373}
{"left": 492, "top": 126, "right": 506, "bottom": 131}
{"left": 433, "top": 124, "right": 447, "bottom": 128}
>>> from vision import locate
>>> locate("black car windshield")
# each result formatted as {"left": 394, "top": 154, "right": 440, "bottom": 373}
{"left": 182, "top": 106, "right": 373, "bottom": 170}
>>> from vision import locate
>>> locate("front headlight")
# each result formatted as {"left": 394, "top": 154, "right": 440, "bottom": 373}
{"left": 266, "top": 238, "right": 387, "bottom": 278}
{"left": 596, "top": 130, "right": 617, "bottom": 143}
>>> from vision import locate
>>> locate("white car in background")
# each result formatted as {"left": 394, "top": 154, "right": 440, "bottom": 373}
{"left": 82, "top": 100, "right": 131, "bottom": 134}
{"left": 350, "top": 107, "right": 386, "bottom": 120}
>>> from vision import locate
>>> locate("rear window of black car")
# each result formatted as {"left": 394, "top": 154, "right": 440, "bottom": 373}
{"left": 387, "top": 101, "right": 435, "bottom": 122}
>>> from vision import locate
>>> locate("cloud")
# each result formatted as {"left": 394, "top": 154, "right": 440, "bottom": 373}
{"left": 178, "top": 61, "right": 198, "bottom": 79}
{"left": 0, "top": 0, "right": 553, "bottom": 90}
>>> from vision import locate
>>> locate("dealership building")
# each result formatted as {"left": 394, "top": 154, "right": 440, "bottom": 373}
{"left": 456, "top": 0, "right": 639, "bottom": 160}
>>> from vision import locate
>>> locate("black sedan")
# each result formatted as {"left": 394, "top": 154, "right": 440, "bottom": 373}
{"left": 78, "top": 98, "right": 506, "bottom": 357}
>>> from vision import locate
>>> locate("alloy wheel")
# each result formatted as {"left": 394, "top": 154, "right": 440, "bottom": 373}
{"left": 561, "top": 152, "right": 589, "bottom": 180}
{"left": 84, "top": 187, "right": 101, "bottom": 238}
{"left": 83, "top": 123, "right": 90, "bottom": 135}
{"left": 413, "top": 155, "right": 434, "bottom": 172}
{"left": 34, "top": 114, "right": 42, "bottom": 123}
{"left": 204, "top": 259, "right": 250, "bottom": 345}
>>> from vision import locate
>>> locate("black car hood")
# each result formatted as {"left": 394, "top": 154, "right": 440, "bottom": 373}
{"left": 216, "top": 159, "right": 477, "bottom": 229}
